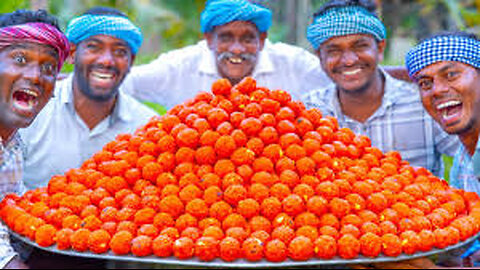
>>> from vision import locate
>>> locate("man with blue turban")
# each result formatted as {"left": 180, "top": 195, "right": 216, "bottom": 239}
{"left": 19, "top": 7, "right": 156, "bottom": 190}
{"left": 302, "top": 0, "right": 459, "bottom": 178}
{"left": 119, "top": 0, "right": 331, "bottom": 108}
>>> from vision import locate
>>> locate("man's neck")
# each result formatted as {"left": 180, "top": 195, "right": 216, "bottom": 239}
{"left": 337, "top": 70, "right": 385, "bottom": 123}
{"left": 458, "top": 123, "right": 480, "bottom": 156}
{"left": 0, "top": 127, "right": 17, "bottom": 146}
{"left": 72, "top": 81, "right": 117, "bottom": 131}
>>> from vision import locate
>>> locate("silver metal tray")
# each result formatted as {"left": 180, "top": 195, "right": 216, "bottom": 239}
{"left": 11, "top": 231, "right": 480, "bottom": 268}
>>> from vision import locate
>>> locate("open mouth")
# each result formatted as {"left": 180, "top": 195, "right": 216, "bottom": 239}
{"left": 436, "top": 100, "right": 463, "bottom": 124}
{"left": 89, "top": 70, "right": 117, "bottom": 88}
{"left": 11, "top": 88, "right": 39, "bottom": 114}
{"left": 227, "top": 56, "right": 244, "bottom": 65}
{"left": 342, "top": 68, "right": 362, "bottom": 76}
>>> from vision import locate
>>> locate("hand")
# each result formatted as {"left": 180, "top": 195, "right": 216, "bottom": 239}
{"left": 352, "top": 258, "right": 439, "bottom": 269}
{"left": 5, "top": 257, "right": 28, "bottom": 269}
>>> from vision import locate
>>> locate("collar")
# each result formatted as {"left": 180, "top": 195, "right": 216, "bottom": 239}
{"left": 325, "top": 68, "right": 411, "bottom": 120}
{"left": 198, "top": 39, "right": 275, "bottom": 76}
{"left": 60, "top": 74, "right": 132, "bottom": 123}
{"left": 0, "top": 133, "right": 23, "bottom": 153}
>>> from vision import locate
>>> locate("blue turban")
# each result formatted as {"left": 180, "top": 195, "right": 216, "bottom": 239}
{"left": 66, "top": 14, "right": 143, "bottom": 54}
{"left": 307, "top": 6, "right": 387, "bottom": 50}
{"left": 406, "top": 35, "right": 480, "bottom": 78}
{"left": 201, "top": 0, "right": 272, "bottom": 33}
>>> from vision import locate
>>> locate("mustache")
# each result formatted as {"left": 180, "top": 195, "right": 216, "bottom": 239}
{"left": 217, "top": 52, "right": 257, "bottom": 63}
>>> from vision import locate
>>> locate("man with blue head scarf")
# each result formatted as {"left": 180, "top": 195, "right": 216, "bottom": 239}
{"left": 119, "top": 0, "right": 331, "bottom": 109}
{"left": 302, "top": 0, "right": 459, "bottom": 178}
{"left": 359, "top": 32, "right": 480, "bottom": 270}
{"left": 19, "top": 7, "right": 156, "bottom": 190}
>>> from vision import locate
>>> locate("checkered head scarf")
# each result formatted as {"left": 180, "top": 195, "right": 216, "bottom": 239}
{"left": 307, "top": 5, "right": 387, "bottom": 50}
{"left": 201, "top": 0, "right": 272, "bottom": 33}
{"left": 406, "top": 35, "right": 480, "bottom": 78}
{"left": 0, "top": 22, "right": 70, "bottom": 72}
{"left": 66, "top": 14, "right": 143, "bottom": 54}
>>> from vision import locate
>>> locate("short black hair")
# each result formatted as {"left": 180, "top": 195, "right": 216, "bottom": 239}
{"left": 0, "top": 9, "right": 60, "bottom": 30}
{"left": 421, "top": 31, "right": 479, "bottom": 43}
{"left": 314, "top": 0, "right": 378, "bottom": 18}
{"left": 83, "top": 6, "right": 128, "bottom": 18}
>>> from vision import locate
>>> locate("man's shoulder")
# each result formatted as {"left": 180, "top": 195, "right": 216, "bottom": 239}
{"left": 264, "top": 40, "right": 318, "bottom": 62}
{"left": 119, "top": 92, "right": 158, "bottom": 119}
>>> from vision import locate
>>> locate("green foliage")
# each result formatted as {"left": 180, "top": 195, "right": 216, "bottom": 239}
{"left": 0, "top": 0, "right": 29, "bottom": 13}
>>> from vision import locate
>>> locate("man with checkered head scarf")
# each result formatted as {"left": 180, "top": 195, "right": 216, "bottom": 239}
{"left": 19, "top": 7, "right": 156, "bottom": 190}
{"left": 302, "top": 0, "right": 459, "bottom": 178}
{"left": 406, "top": 32, "right": 480, "bottom": 196}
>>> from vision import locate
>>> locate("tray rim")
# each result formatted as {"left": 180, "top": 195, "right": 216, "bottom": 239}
{"left": 10, "top": 230, "right": 480, "bottom": 268}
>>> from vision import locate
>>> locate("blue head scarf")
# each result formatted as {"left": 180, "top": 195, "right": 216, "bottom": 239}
{"left": 66, "top": 14, "right": 143, "bottom": 54}
{"left": 201, "top": 0, "right": 272, "bottom": 33}
{"left": 307, "top": 5, "right": 387, "bottom": 50}
{"left": 406, "top": 35, "right": 480, "bottom": 78}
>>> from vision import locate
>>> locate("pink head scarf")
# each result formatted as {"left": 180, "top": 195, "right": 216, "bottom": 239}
{"left": 0, "top": 22, "right": 70, "bottom": 72}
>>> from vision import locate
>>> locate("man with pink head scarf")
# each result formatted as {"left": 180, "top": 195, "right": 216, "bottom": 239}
{"left": 0, "top": 9, "right": 69, "bottom": 269}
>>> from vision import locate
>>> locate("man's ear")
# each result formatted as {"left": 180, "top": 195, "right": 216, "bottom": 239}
{"left": 377, "top": 40, "right": 386, "bottom": 63}
{"left": 205, "top": 33, "right": 215, "bottom": 50}
{"left": 68, "top": 43, "right": 76, "bottom": 65}
{"left": 259, "top": 32, "right": 267, "bottom": 50}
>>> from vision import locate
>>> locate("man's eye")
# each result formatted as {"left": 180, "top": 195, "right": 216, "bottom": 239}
{"left": 86, "top": 43, "right": 98, "bottom": 50}
{"left": 41, "top": 63, "right": 55, "bottom": 75}
{"left": 418, "top": 80, "right": 433, "bottom": 91}
{"left": 14, "top": 54, "right": 26, "bottom": 64}
{"left": 446, "top": 71, "right": 459, "bottom": 80}
{"left": 115, "top": 48, "right": 128, "bottom": 57}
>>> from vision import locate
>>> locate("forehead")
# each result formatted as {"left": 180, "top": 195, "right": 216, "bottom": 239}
{"left": 415, "top": 61, "right": 474, "bottom": 79}
{"left": 321, "top": 33, "right": 376, "bottom": 48}
{"left": 213, "top": 21, "right": 260, "bottom": 35}
{"left": 82, "top": 34, "right": 129, "bottom": 47}
{"left": 2, "top": 42, "right": 58, "bottom": 59}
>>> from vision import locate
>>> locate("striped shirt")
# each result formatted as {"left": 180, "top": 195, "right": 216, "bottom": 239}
{"left": 450, "top": 138, "right": 480, "bottom": 195}
{"left": 0, "top": 134, "right": 27, "bottom": 268}
{"left": 302, "top": 70, "right": 460, "bottom": 177}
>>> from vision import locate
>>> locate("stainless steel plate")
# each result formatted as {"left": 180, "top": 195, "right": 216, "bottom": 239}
{"left": 11, "top": 231, "right": 480, "bottom": 268}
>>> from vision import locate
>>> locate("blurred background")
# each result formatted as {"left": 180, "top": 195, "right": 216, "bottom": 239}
{"left": 2, "top": 0, "right": 480, "bottom": 66}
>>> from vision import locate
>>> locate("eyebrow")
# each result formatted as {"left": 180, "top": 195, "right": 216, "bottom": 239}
{"left": 7, "top": 43, "right": 58, "bottom": 59}
{"left": 86, "top": 37, "right": 129, "bottom": 48}
{"left": 416, "top": 63, "right": 456, "bottom": 81}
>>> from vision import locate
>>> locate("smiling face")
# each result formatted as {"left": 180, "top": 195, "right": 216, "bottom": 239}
{"left": 318, "top": 34, "right": 385, "bottom": 94}
{"left": 206, "top": 21, "right": 266, "bottom": 85}
{"left": 415, "top": 61, "right": 480, "bottom": 135}
{"left": 72, "top": 34, "right": 133, "bottom": 102}
{"left": 0, "top": 42, "right": 58, "bottom": 134}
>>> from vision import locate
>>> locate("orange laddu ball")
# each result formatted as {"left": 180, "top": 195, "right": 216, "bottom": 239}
{"left": 242, "top": 237, "right": 264, "bottom": 262}
{"left": 220, "top": 237, "right": 242, "bottom": 262}
{"left": 71, "top": 228, "right": 91, "bottom": 252}
{"left": 337, "top": 234, "right": 360, "bottom": 259}
{"left": 265, "top": 239, "right": 288, "bottom": 262}
{"left": 288, "top": 236, "right": 314, "bottom": 261}
{"left": 131, "top": 235, "right": 153, "bottom": 257}
{"left": 359, "top": 233, "right": 382, "bottom": 258}
{"left": 110, "top": 231, "right": 134, "bottom": 255}
{"left": 195, "top": 237, "right": 219, "bottom": 262}
{"left": 174, "top": 237, "right": 195, "bottom": 260}
{"left": 88, "top": 229, "right": 111, "bottom": 254}
{"left": 153, "top": 235, "right": 174, "bottom": 257}
{"left": 314, "top": 235, "right": 338, "bottom": 259}
{"left": 35, "top": 224, "right": 57, "bottom": 247}
{"left": 56, "top": 228, "right": 74, "bottom": 250}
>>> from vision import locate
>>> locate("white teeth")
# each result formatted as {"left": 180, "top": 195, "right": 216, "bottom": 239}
{"left": 17, "top": 89, "right": 39, "bottom": 98}
{"left": 343, "top": 69, "right": 361, "bottom": 76}
{"left": 437, "top": 100, "right": 462, "bottom": 110}
{"left": 92, "top": 71, "right": 114, "bottom": 80}
{"left": 229, "top": 57, "right": 243, "bottom": 64}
